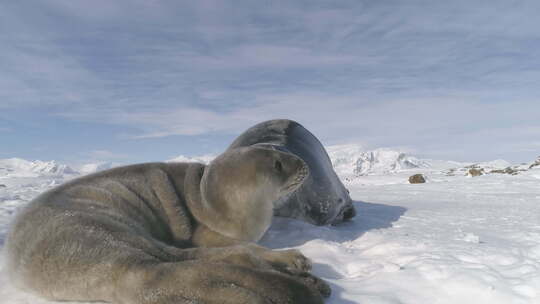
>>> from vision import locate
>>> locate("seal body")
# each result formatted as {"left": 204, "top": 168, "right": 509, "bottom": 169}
{"left": 228, "top": 119, "right": 356, "bottom": 225}
{"left": 5, "top": 146, "right": 330, "bottom": 304}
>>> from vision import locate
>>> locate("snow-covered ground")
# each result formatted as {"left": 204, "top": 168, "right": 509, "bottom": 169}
{"left": 1, "top": 148, "right": 540, "bottom": 303}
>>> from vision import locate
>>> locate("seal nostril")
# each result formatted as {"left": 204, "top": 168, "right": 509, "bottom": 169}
{"left": 343, "top": 207, "right": 356, "bottom": 220}
{"left": 338, "top": 198, "right": 343, "bottom": 203}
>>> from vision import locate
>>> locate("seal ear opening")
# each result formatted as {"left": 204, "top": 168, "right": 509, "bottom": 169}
{"left": 274, "top": 159, "right": 283, "bottom": 172}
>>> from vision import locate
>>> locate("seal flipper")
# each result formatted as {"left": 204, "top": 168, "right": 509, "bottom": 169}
{"left": 115, "top": 260, "right": 325, "bottom": 304}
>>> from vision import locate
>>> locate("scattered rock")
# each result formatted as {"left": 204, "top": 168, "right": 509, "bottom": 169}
{"left": 490, "top": 167, "right": 522, "bottom": 175}
{"left": 409, "top": 174, "right": 426, "bottom": 184}
{"left": 468, "top": 168, "right": 484, "bottom": 177}
{"left": 445, "top": 168, "right": 457, "bottom": 176}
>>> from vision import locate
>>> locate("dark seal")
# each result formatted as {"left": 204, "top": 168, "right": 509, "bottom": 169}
{"left": 228, "top": 119, "right": 356, "bottom": 225}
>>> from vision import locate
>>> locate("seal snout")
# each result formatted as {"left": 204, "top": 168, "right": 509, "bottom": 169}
{"left": 330, "top": 200, "right": 356, "bottom": 225}
{"left": 342, "top": 204, "right": 356, "bottom": 221}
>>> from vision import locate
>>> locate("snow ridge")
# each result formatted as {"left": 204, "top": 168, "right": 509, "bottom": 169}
{"left": 78, "top": 162, "right": 114, "bottom": 175}
{"left": 354, "top": 149, "right": 428, "bottom": 175}
{"left": 327, "top": 144, "right": 429, "bottom": 177}
{"left": 167, "top": 154, "right": 215, "bottom": 164}
{"left": 0, "top": 158, "right": 77, "bottom": 178}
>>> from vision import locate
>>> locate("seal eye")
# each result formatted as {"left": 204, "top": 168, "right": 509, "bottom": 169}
{"left": 274, "top": 160, "right": 282, "bottom": 172}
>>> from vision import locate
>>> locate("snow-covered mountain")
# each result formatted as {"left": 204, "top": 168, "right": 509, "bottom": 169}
{"left": 476, "top": 159, "right": 513, "bottom": 169}
{"left": 354, "top": 149, "right": 428, "bottom": 175}
{"left": 1, "top": 147, "right": 534, "bottom": 183}
{"left": 0, "top": 158, "right": 120, "bottom": 179}
{"left": 326, "top": 144, "right": 366, "bottom": 175}
{"left": 158, "top": 146, "right": 538, "bottom": 182}
{"left": 78, "top": 162, "right": 114, "bottom": 175}
{"left": 167, "top": 154, "right": 215, "bottom": 164}
{"left": 0, "top": 158, "right": 77, "bottom": 178}
{"left": 327, "top": 144, "right": 429, "bottom": 177}
{"left": 168, "top": 145, "right": 430, "bottom": 178}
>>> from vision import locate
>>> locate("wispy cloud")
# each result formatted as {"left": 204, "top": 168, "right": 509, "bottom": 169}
{"left": 1, "top": 1, "right": 539, "bottom": 162}
{"left": 88, "top": 150, "right": 129, "bottom": 159}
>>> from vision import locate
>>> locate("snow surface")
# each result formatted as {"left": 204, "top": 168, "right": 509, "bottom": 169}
{"left": 1, "top": 150, "right": 540, "bottom": 304}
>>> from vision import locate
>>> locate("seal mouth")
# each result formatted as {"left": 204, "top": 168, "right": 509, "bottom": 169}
{"left": 282, "top": 163, "right": 309, "bottom": 193}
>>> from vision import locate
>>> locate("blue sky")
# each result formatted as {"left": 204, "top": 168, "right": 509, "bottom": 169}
{"left": 1, "top": 0, "right": 539, "bottom": 165}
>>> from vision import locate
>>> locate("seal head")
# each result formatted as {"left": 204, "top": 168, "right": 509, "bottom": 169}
{"left": 185, "top": 146, "right": 308, "bottom": 242}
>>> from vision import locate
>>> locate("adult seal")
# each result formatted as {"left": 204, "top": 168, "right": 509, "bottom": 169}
{"left": 228, "top": 119, "right": 356, "bottom": 225}
{"left": 5, "top": 146, "right": 330, "bottom": 304}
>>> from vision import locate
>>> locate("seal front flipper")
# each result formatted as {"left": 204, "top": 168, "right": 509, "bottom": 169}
{"left": 185, "top": 150, "right": 314, "bottom": 273}
{"left": 191, "top": 222, "right": 313, "bottom": 273}
{"left": 116, "top": 261, "right": 325, "bottom": 304}
{"left": 183, "top": 147, "right": 330, "bottom": 298}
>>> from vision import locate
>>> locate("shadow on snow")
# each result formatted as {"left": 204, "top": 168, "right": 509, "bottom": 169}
{"left": 263, "top": 200, "right": 407, "bottom": 248}
{"left": 261, "top": 200, "right": 407, "bottom": 304}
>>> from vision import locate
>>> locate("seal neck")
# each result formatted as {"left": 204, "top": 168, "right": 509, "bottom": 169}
{"left": 184, "top": 162, "right": 272, "bottom": 242}
{"left": 184, "top": 163, "right": 244, "bottom": 241}
{"left": 184, "top": 163, "right": 206, "bottom": 222}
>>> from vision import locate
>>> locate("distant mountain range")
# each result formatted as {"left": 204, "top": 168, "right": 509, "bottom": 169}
{"left": 0, "top": 158, "right": 77, "bottom": 178}
{"left": 1, "top": 146, "right": 537, "bottom": 181}
{"left": 326, "top": 144, "right": 429, "bottom": 177}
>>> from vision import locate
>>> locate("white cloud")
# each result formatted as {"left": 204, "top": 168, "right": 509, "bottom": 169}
{"left": 58, "top": 92, "right": 539, "bottom": 163}
{"left": 87, "top": 150, "right": 129, "bottom": 160}
{"left": 2, "top": 1, "right": 539, "bottom": 162}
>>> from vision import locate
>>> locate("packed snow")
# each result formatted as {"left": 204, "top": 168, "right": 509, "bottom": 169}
{"left": 1, "top": 147, "right": 540, "bottom": 303}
